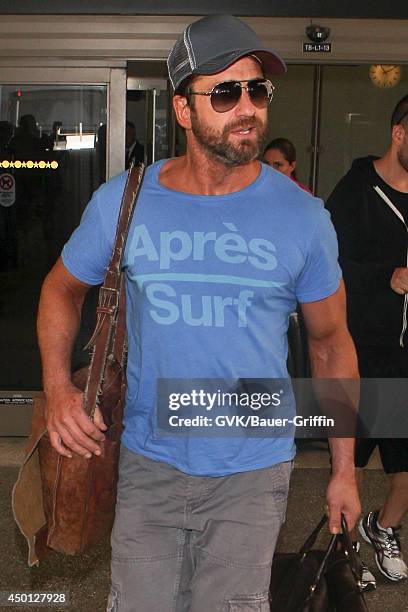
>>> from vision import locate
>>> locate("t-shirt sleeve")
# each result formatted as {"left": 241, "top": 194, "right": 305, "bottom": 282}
{"left": 295, "top": 205, "right": 342, "bottom": 303}
{"left": 61, "top": 179, "right": 123, "bottom": 285}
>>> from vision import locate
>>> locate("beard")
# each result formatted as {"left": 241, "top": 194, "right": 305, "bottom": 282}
{"left": 397, "top": 139, "right": 408, "bottom": 173}
{"left": 190, "top": 111, "right": 267, "bottom": 166}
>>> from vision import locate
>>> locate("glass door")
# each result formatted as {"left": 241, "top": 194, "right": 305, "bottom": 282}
{"left": 0, "top": 67, "right": 126, "bottom": 433}
{"left": 126, "top": 74, "right": 171, "bottom": 166}
{"left": 0, "top": 83, "right": 107, "bottom": 393}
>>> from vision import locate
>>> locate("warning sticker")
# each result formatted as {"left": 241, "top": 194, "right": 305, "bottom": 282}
{"left": 0, "top": 173, "right": 16, "bottom": 207}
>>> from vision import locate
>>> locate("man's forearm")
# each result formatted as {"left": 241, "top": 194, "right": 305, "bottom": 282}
{"left": 301, "top": 288, "right": 361, "bottom": 530}
{"left": 308, "top": 330, "right": 358, "bottom": 379}
{"left": 308, "top": 331, "right": 359, "bottom": 474}
{"left": 329, "top": 437, "right": 355, "bottom": 476}
{"left": 37, "top": 262, "right": 104, "bottom": 458}
{"left": 37, "top": 274, "right": 84, "bottom": 395}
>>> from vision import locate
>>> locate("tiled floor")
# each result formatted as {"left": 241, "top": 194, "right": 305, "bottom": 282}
{"left": 0, "top": 436, "right": 28, "bottom": 467}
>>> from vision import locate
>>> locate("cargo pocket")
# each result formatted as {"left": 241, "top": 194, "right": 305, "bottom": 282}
{"left": 106, "top": 585, "right": 120, "bottom": 612}
{"left": 273, "top": 460, "right": 292, "bottom": 525}
{"left": 227, "top": 591, "right": 270, "bottom": 611}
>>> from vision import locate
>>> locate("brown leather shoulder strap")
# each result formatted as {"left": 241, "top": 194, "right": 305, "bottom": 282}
{"left": 84, "top": 163, "right": 144, "bottom": 350}
{"left": 106, "top": 162, "right": 145, "bottom": 285}
{"left": 83, "top": 163, "right": 145, "bottom": 417}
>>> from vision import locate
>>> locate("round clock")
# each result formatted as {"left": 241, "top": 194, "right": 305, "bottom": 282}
{"left": 369, "top": 65, "right": 402, "bottom": 89}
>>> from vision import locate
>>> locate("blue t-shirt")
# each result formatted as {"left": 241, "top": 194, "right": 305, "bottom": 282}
{"left": 62, "top": 160, "right": 341, "bottom": 476}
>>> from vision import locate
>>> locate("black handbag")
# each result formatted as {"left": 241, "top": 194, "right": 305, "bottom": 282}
{"left": 270, "top": 514, "right": 369, "bottom": 612}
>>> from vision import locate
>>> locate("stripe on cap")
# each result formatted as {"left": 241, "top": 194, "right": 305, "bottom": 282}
{"left": 183, "top": 25, "right": 195, "bottom": 69}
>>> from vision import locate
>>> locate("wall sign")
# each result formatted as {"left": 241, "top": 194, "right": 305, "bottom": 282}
{"left": 0, "top": 396, "right": 33, "bottom": 404}
{"left": 303, "top": 42, "right": 332, "bottom": 53}
{"left": 0, "top": 172, "right": 16, "bottom": 207}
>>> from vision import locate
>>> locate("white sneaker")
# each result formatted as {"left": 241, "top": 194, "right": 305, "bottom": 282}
{"left": 359, "top": 510, "right": 408, "bottom": 582}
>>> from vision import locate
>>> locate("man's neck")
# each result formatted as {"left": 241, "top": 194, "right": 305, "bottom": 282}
{"left": 374, "top": 150, "right": 408, "bottom": 194}
{"left": 159, "top": 146, "right": 261, "bottom": 196}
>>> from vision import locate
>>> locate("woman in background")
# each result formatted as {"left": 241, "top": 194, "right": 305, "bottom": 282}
{"left": 263, "top": 137, "right": 312, "bottom": 193}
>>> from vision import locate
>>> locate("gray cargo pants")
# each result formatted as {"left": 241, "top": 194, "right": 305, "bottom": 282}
{"left": 107, "top": 445, "right": 291, "bottom": 612}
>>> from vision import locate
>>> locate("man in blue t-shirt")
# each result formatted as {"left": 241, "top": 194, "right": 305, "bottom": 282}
{"left": 37, "top": 15, "right": 361, "bottom": 612}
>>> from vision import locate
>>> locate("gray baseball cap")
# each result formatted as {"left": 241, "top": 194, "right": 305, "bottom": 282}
{"left": 167, "top": 14, "right": 286, "bottom": 91}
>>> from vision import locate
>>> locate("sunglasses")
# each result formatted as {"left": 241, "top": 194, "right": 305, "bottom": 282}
{"left": 186, "top": 78, "right": 275, "bottom": 113}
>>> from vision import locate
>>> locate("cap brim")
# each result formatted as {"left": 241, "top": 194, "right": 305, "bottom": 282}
{"left": 194, "top": 48, "right": 287, "bottom": 78}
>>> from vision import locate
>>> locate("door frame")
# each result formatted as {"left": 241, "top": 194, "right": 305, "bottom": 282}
{"left": 126, "top": 75, "right": 168, "bottom": 165}
{"left": 0, "top": 66, "right": 127, "bottom": 179}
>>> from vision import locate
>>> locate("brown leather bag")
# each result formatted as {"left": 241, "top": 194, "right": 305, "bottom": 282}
{"left": 12, "top": 164, "right": 145, "bottom": 566}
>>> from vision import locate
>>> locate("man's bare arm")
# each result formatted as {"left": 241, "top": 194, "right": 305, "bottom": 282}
{"left": 37, "top": 257, "right": 106, "bottom": 459}
{"left": 300, "top": 280, "right": 361, "bottom": 533}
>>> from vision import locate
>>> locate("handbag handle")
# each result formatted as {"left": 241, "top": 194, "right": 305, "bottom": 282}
{"left": 339, "top": 513, "right": 364, "bottom": 589}
{"left": 83, "top": 163, "right": 145, "bottom": 420}
{"left": 302, "top": 513, "right": 364, "bottom": 608}
{"left": 299, "top": 514, "right": 328, "bottom": 558}
{"left": 304, "top": 533, "right": 338, "bottom": 602}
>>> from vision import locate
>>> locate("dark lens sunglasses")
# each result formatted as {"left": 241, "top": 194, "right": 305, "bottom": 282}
{"left": 186, "top": 78, "right": 275, "bottom": 113}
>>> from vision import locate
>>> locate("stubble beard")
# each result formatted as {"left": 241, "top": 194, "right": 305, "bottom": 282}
{"left": 397, "top": 140, "right": 408, "bottom": 173}
{"left": 190, "top": 112, "right": 267, "bottom": 166}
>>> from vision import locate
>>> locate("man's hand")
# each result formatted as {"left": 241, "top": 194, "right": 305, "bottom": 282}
{"left": 37, "top": 259, "right": 104, "bottom": 459}
{"left": 390, "top": 267, "right": 408, "bottom": 295}
{"left": 326, "top": 472, "right": 361, "bottom": 533}
{"left": 45, "top": 383, "right": 107, "bottom": 459}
